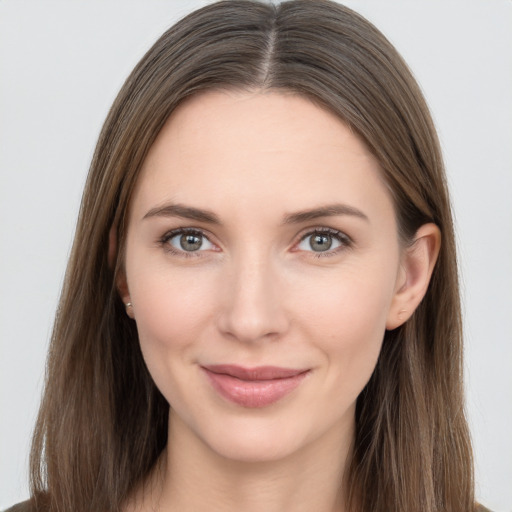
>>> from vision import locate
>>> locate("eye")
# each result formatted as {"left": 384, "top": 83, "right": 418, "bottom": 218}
{"left": 164, "top": 229, "right": 215, "bottom": 253}
{"left": 296, "top": 229, "right": 350, "bottom": 255}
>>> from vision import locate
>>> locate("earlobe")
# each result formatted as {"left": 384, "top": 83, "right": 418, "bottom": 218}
{"left": 116, "top": 270, "right": 135, "bottom": 319}
{"left": 386, "top": 223, "right": 441, "bottom": 330}
{"left": 110, "top": 225, "right": 135, "bottom": 319}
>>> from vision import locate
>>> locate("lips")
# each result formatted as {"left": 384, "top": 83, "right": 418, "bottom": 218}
{"left": 201, "top": 364, "right": 310, "bottom": 408}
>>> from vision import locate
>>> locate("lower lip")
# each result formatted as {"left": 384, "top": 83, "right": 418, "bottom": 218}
{"left": 202, "top": 368, "right": 309, "bottom": 408}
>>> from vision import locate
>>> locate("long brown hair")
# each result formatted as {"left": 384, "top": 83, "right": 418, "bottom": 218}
{"left": 30, "top": 1, "right": 474, "bottom": 511}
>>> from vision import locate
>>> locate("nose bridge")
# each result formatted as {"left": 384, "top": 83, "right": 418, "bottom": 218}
{"left": 217, "top": 246, "right": 288, "bottom": 342}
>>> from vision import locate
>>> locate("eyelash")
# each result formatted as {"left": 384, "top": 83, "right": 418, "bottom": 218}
{"left": 159, "top": 228, "right": 215, "bottom": 258}
{"left": 158, "top": 226, "right": 352, "bottom": 259}
{"left": 298, "top": 227, "right": 353, "bottom": 258}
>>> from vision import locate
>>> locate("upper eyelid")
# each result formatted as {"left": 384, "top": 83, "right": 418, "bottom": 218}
{"left": 162, "top": 226, "right": 213, "bottom": 240}
{"left": 297, "top": 226, "right": 352, "bottom": 242}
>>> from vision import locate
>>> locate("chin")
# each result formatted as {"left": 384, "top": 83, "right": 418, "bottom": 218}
{"left": 194, "top": 408, "right": 330, "bottom": 465}
{"left": 206, "top": 430, "right": 305, "bottom": 464}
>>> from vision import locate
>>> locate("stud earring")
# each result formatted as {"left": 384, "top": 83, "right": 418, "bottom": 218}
{"left": 124, "top": 302, "right": 134, "bottom": 318}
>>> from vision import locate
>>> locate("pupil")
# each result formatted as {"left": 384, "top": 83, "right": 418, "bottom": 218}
{"left": 180, "top": 233, "right": 202, "bottom": 251}
{"left": 311, "top": 234, "right": 332, "bottom": 252}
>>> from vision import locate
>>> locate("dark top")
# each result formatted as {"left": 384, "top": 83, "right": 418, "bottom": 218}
{"left": 4, "top": 499, "right": 494, "bottom": 512}
{"left": 4, "top": 503, "right": 32, "bottom": 512}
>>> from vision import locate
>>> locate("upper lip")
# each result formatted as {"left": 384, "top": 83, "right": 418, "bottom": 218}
{"left": 201, "top": 364, "right": 309, "bottom": 381}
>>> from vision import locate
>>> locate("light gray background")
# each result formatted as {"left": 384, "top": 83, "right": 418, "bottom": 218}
{"left": 1, "top": 1, "right": 511, "bottom": 510}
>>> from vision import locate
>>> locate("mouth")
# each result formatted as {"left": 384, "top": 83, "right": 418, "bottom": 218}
{"left": 201, "top": 364, "right": 310, "bottom": 408}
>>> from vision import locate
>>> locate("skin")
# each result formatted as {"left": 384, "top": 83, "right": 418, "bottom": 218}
{"left": 119, "top": 90, "right": 440, "bottom": 512}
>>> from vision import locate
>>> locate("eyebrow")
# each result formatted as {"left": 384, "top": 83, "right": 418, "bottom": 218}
{"left": 142, "top": 202, "right": 369, "bottom": 225}
{"left": 283, "top": 204, "right": 369, "bottom": 224}
{"left": 143, "top": 203, "right": 221, "bottom": 224}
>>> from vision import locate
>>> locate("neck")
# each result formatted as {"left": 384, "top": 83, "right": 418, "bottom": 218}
{"left": 130, "top": 410, "right": 353, "bottom": 512}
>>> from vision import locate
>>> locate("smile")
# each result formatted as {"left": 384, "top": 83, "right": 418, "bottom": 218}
{"left": 201, "top": 364, "right": 310, "bottom": 408}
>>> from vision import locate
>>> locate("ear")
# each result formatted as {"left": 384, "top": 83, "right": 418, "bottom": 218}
{"left": 386, "top": 223, "right": 441, "bottom": 330}
{"left": 109, "top": 225, "right": 134, "bottom": 319}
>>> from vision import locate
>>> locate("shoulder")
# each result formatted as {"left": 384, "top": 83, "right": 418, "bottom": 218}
{"left": 3, "top": 500, "right": 34, "bottom": 512}
{"left": 476, "top": 505, "right": 493, "bottom": 512}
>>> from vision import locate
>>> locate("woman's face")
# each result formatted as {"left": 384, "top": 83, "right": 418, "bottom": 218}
{"left": 122, "top": 90, "right": 405, "bottom": 462}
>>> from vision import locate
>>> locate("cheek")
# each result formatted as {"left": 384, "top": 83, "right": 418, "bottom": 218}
{"left": 126, "top": 263, "right": 223, "bottom": 415}
{"left": 295, "top": 263, "right": 394, "bottom": 338}
{"left": 294, "top": 265, "right": 396, "bottom": 393}
{"left": 127, "top": 262, "right": 218, "bottom": 370}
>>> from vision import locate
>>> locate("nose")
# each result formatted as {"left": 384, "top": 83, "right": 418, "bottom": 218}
{"left": 216, "top": 254, "right": 290, "bottom": 343}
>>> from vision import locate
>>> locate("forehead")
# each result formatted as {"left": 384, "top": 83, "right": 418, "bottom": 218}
{"left": 131, "top": 89, "right": 394, "bottom": 224}
{"left": 147, "top": 89, "right": 375, "bottom": 168}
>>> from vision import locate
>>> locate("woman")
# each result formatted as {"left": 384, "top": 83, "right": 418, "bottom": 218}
{"left": 5, "top": 1, "right": 491, "bottom": 511}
